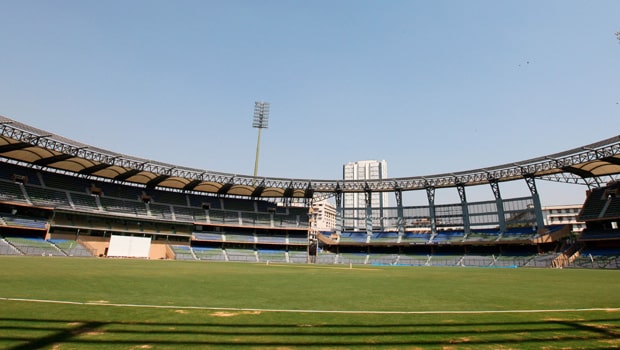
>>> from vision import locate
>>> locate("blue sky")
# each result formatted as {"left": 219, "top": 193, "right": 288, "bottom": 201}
{"left": 0, "top": 0, "right": 618, "bottom": 206}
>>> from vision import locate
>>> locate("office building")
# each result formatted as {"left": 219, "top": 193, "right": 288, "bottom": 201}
{"left": 343, "top": 160, "right": 388, "bottom": 230}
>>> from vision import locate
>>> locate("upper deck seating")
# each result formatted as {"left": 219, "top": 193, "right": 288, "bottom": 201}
{"left": 99, "top": 197, "right": 148, "bottom": 216}
{"left": 188, "top": 194, "right": 221, "bottom": 209}
{"left": 287, "top": 234, "right": 308, "bottom": 244}
{"left": 224, "top": 232, "right": 255, "bottom": 243}
{"left": 431, "top": 231, "right": 465, "bottom": 243}
{"left": 256, "top": 232, "right": 287, "bottom": 244}
{"left": 579, "top": 228, "right": 620, "bottom": 240}
{"left": 240, "top": 212, "right": 271, "bottom": 227}
{"left": 222, "top": 198, "right": 255, "bottom": 212}
{"left": 25, "top": 185, "right": 71, "bottom": 208}
{"left": 401, "top": 232, "right": 430, "bottom": 243}
{"left": 464, "top": 229, "right": 501, "bottom": 242}
{"left": 579, "top": 187, "right": 608, "bottom": 220}
{"left": 68, "top": 192, "right": 100, "bottom": 211}
{"left": 193, "top": 231, "right": 224, "bottom": 241}
{"left": 222, "top": 211, "right": 240, "bottom": 225}
{"left": 371, "top": 232, "right": 399, "bottom": 242}
{"left": 153, "top": 191, "right": 188, "bottom": 206}
{"left": 604, "top": 197, "right": 620, "bottom": 218}
{"left": 1, "top": 215, "right": 48, "bottom": 230}
{"left": 147, "top": 203, "right": 173, "bottom": 219}
{"left": 94, "top": 182, "right": 142, "bottom": 200}
{"left": 0, "top": 163, "right": 41, "bottom": 186}
{"left": 0, "top": 180, "right": 28, "bottom": 203}
{"left": 339, "top": 231, "right": 368, "bottom": 243}
{"left": 172, "top": 206, "right": 203, "bottom": 222}
{"left": 40, "top": 172, "right": 89, "bottom": 192}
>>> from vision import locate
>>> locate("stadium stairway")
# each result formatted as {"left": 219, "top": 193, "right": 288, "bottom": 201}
{"left": 552, "top": 242, "right": 584, "bottom": 268}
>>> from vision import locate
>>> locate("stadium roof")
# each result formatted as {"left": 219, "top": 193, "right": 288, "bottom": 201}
{"left": 1, "top": 115, "right": 620, "bottom": 198}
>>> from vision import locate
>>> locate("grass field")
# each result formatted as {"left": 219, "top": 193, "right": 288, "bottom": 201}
{"left": 1, "top": 256, "right": 619, "bottom": 349}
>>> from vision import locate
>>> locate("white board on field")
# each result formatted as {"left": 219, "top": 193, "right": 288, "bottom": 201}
{"left": 107, "top": 235, "right": 151, "bottom": 258}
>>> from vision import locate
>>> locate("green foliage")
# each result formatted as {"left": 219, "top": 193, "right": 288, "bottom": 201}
{"left": 1, "top": 257, "right": 619, "bottom": 349}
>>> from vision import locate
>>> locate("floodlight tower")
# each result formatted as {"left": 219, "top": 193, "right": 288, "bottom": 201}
{"left": 252, "top": 101, "right": 270, "bottom": 178}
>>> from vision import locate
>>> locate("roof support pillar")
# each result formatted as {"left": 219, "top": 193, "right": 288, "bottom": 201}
{"left": 426, "top": 186, "right": 437, "bottom": 235}
{"left": 334, "top": 189, "right": 343, "bottom": 236}
{"left": 490, "top": 180, "right": 506, "bottom": 233}
{"left": 395, "top": 188, "right": 404, "bottom": 235}
{"left": 457, "top": 184, "right": 471, "bottom": 234}
{"left": 364, "top": 187, "right": 373, "bottom": 236}
{"left": 524, "top": 175, "right": 545, "bottom": 233}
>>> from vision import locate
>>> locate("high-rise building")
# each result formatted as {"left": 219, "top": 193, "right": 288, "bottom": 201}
{"left": 343, "top": 160, "right": 388, "bottom": 230}
{"left": 542, "top": 204, "right": 585, "bottom": 234}
{"left": 311, "top": 200, "right": 337, "bottom": 231}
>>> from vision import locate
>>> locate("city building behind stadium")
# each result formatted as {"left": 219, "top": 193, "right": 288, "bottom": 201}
{"left": 0, "top": 115, "right": 619, "bottom": 269}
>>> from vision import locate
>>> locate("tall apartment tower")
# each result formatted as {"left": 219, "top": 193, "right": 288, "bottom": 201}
{"left": 343, "top": 160, "right": 388, "bottom": 230}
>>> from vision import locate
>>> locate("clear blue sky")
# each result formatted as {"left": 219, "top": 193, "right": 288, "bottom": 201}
{"left": 0, "top": 0, "right": 618, "bottom": 206}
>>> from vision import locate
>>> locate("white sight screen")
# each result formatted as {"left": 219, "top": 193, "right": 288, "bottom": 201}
{"left": 107, "top": 235, "right": 151, "bottom": 258}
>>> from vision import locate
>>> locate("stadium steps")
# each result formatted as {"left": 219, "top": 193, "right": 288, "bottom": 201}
{"left": 424, "top": 255, "right": 432, "bottom": 266}
{"left": 47, "top": 241, "right": 68, "bottom": 256}
{"left": 0, "top": 237, "right": 23, "bottom": 255}
{"left": 552, "top": 242, "right": 584, "bottom": 268}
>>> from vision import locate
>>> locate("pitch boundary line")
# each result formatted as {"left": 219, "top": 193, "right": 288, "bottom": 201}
{"left": 2, "top": 297, "right": 619, "bottom": 315}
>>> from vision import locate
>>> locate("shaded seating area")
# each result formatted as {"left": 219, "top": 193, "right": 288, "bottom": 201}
{"left": 0, "top": 180, "right": 29, "bottom": 203}
{"left": 24, "top": 185, "right": 71, "bottom": 208}
{"left": 571, "top": 249, "right": 620, "bottom": 269}
{"left": 0, "top": 215, "right": 48, "bottom": 230}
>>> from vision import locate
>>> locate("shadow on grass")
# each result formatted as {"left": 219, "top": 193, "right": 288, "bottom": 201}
{"left": 1, "top": 316, "right": 619, "bottom": 349}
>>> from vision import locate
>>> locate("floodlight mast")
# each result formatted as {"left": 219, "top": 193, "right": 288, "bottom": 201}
{"left": 252, "top": 101, "right": 270, "bottom": 179}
